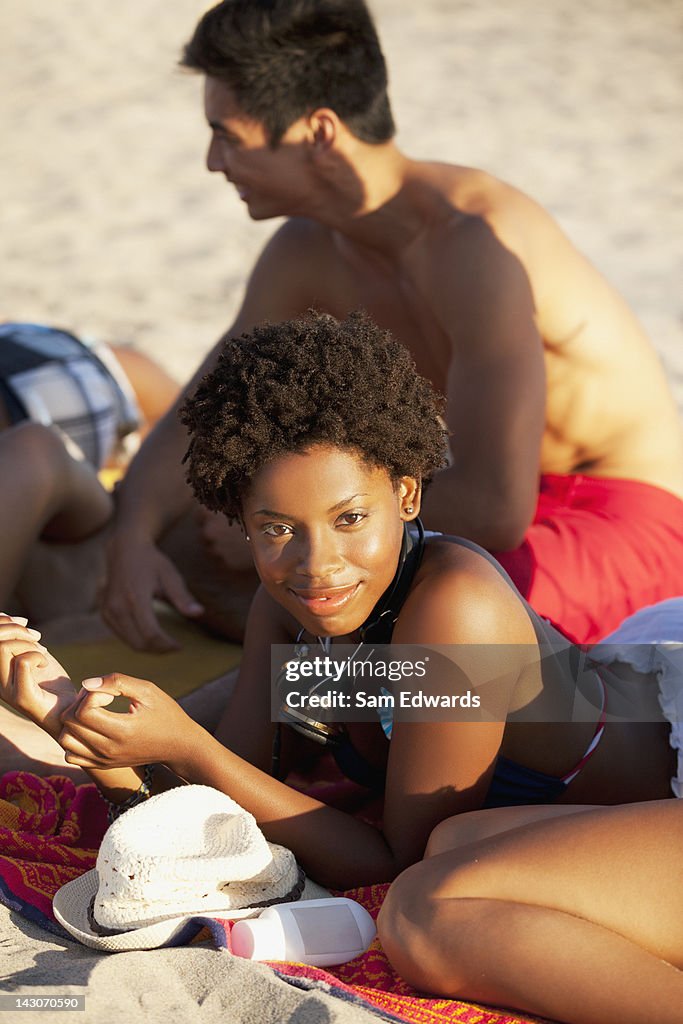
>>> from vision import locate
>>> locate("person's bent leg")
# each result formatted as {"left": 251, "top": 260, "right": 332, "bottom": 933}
{"left": 0, "top": 423, "right": 112, "bottom": 608}
{"left": 379, "top": 801, "right": 683, "bottom": 1024}
{"left": 425, "top": 802, "right": 598, "bottom": 856}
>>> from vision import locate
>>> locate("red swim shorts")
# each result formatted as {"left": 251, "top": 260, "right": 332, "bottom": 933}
{"left": 493, "top": 474, "right": 683, "bottom": 645}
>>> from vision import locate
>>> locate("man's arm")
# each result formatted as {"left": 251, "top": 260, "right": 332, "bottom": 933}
{"left": 420, "top": 215, "right": 545, "bottom": 550}
{"left": 101, "top": 222, "right": 321, "bottom": 650}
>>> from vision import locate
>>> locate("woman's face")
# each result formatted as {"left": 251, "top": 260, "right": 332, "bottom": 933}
{"left": 241, "top": 445, "right": 420, "bottom": 637}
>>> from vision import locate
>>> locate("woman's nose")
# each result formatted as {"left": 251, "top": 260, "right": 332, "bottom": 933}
{"left": 296, "top": 532, "right": 343, "bottom": 579}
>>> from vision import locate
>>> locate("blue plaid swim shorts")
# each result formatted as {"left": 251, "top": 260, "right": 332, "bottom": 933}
{"left": 0, "top": 322, "right": 141, "bottom": 468}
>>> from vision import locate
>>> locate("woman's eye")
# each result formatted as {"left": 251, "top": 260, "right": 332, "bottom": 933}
{"left": 338, "top": 512, "right": 365, "bottom": 527}
{"left": 262, "top": 523, "right": 293, "bottom": 537}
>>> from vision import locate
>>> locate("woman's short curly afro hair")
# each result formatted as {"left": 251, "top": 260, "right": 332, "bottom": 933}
{"left": 180, "top": 310, "right": 449, "bottom": 520}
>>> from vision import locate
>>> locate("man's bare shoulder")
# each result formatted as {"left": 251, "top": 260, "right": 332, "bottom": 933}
{"left": 262, "top": 217, "right": 341, "bottom": 269}
{"left": 249, "top": 217, "right": 355, "bottom": 314}
{"left": 408, "top": 161, "right": 560, "bottom": 261}
{"left": 407, "top": 162, "right": 683, "bottom": 491}
{"left": 268, "top": 215, "right": 333, "bottom": 246}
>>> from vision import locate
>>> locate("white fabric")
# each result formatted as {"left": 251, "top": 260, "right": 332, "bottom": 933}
{"left": 591, "top": 598, "right": 683, "bottom": 797}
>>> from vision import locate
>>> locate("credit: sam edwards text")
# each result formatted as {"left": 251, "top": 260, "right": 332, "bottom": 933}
{"left": 283, "top": 690, "right": 481, "bottom": 709}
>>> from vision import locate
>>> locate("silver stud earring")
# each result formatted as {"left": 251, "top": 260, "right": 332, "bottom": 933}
{"left": 405, "top": 506, "right": 414, "bottom": 514}
{"left": 245, "top": 534, "right": 251, "bottom": 541}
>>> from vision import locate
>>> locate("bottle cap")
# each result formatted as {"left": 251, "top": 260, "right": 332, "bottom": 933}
{"left": 231, "top": 915, "right": 287, "bottom": 961}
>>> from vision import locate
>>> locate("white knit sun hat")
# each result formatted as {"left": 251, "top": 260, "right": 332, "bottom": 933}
{"left": 53, "top": 786, "right": 328, "bottom": 952}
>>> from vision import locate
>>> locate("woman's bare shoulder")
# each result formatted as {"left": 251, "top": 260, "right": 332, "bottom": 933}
{"left": 393, "top": 536, "right": 536, "bottom": 646}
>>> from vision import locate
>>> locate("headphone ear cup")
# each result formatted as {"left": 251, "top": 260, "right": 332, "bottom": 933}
{"left": 282, "top": 711, "right": 344, "bottom": 746}
{"left": 275, "top": 657, "right": 344, "bottom": 746}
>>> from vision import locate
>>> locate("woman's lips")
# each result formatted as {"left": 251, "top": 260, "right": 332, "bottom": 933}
{"left": 289, "top": 583, "right": 360, "bottom": 616}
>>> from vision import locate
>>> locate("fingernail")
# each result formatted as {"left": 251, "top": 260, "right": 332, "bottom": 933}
{"left": 27, "top": 628, "right": 42, "bottom": 639}
{"left": 81, "top": 677, "right": 103, "bottom": 689}
{"left": 187, "top": 602, "right": 204, "bottom": 615}
{"left": 9, "top": 616, "right": 29, "bottom": 626}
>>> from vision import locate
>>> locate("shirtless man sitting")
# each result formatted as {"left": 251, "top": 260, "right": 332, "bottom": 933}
{"left": 102, "top": 0, "right": 683, "bottom": 651}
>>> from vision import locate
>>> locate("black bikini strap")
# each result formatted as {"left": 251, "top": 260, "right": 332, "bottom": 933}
{"left": 359, "top": 518, "right": 425, "bottom": 644}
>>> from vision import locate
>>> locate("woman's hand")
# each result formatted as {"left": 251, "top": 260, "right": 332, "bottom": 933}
{"left": 0, "top": 613, "right": 76, "bottom": 740}
{"left": 58, "top": 673, "right": 203, "bottom": 771}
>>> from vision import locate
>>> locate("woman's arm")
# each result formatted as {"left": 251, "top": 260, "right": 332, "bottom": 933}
{"left": 59, "top": 552, "right": 534, "bottom": 888}
{"left": 57, "top": 589, "right": 401, "bottom": 886}
{"left": 209, "top": 585, "right": 290, "bottom": 770}
{"left": 58, "top": 669, "right": 401, "bottom": 886}
{"left": 59, "top": 682, "right": 507, "bottom": 886}
{"left": 379, "top": 547, "right": 533, "bottom": 869}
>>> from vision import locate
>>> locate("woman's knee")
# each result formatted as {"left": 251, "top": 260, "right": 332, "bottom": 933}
{"left": 424, "top": 815, "right": 464, "bottom": 857}
{"left": 378, "top": 860, "right": 477, "bottom": 995}
{"left": 424, "top": 809, "right": 500, "bottom": 856}
{"left": 379, "top": 855, "right": 507, "bottom": 997}
{"left": 378, "top": 862, "right": 436, "bottom": 985}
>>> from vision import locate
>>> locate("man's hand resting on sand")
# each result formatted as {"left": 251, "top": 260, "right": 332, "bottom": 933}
{"left": 100, "top": 534, "right": 204, "bottom": 652}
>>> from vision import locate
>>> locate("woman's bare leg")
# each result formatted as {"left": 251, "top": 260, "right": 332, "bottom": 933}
{"left": 425, "top": 802, "right": 599, "bottom": 856}
{"left": 379, "top": 800, "right": 683, "bottom": 1024}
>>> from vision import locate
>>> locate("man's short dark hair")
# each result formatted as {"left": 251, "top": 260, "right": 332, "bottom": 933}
{"left": 181, "top": 0, "right": 395, "bottom": 146}
{"left": 180, "top": 310, "right": 448, "bottom": 521}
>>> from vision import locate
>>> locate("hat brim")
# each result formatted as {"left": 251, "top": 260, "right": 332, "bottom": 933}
{"left": 53, "top": 870, "right": 330, "bottom": 952}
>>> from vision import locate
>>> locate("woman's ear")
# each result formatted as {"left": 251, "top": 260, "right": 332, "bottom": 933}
{"left": 238, "top": 513, "right": 250, "bottom": 541}
{"left": 398, "top": 476, "right": 422, "bottom": 520}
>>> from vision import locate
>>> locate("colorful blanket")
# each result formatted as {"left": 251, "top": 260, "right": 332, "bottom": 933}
{"left": 0, "top": 771, "right": 106, "bottom": 936}
{"left": 0, "top": 772, "right": 545, "bottom": 1024}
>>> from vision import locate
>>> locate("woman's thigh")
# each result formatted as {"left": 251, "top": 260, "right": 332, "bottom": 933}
{"left": 426, "top": 803, "right": 598, "bottom": 855}
{"left": 402, "top": 800, "right": 683, "bottom": 967}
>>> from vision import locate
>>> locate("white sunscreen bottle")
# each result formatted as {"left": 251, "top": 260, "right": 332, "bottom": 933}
{"left": 231, "top": 897, "right": 376, "bottom": 966}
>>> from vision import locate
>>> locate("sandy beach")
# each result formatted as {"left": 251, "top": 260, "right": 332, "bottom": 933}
{"left": 1, "top": 0, "right": 682, "bottom": 410}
